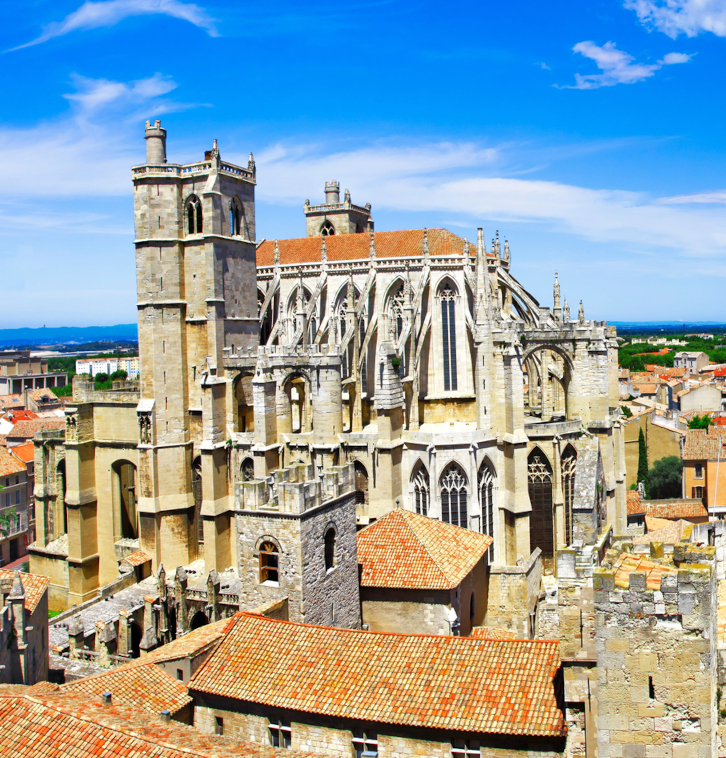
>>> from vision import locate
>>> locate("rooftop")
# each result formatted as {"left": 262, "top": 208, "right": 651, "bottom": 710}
{"left": 6, "top": 418, "right": 64, "bottom": 440}
{"left": 256, "top": 228, "right": 472, "bottom": 267}
{"left": 0, "top": 684, "right": 313, "bottom": 757}
{"left": 0, "top": 570, "right": 49, "bottom": 613}
{"left": 140, "top": 617, "right": 231, "bottom": 665}
{"left": 190, "top": 613, "right": 565, "bottom": 737}
{"left": 683, "top": 428, "right": 726, "bottom": 460}
{"left": 357, "top": 509, "right": 492, "bottom": 590}
{"left": 611, "top": 554, "right": 676, "bottom": 590}
{"left": 645, "top": 501, "right": 708, "bottom": 520}
{"left": 0, "top": 446, "right": 25, "bottom": 477}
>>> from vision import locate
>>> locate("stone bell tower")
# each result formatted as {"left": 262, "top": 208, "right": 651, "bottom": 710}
{"left": 133, "top": 120, "right": 258, "bottom": 572}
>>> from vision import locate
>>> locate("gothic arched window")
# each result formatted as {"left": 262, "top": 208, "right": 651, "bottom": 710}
{"left": 320, "top": 220, "right": 335, "bottom": 236}
{"left": 561, "top": 445, "right": 577, "bottom": 547}
{"left": 440, "top": 282, "right": 458, "bottom": 391}
{"left": 241, "top": 457, "right": 254, "bottom": 482}
{"left": 387, "top": 285, "right": 405, "bottom": 343}
{"left": 186, "top": 195, "right": 203, "bottom": 235}
{"left": 411, "top": 462, "right": 429, "bottom": 516}
{"left": 440, "top": 463, "right": 468, "bottom": 528}
{"left": 259, "top": 541, "right": 279, "bottom": 584}
{"left": 230, "top": 197, "right": 243, "bottom": 236}
{"left": 324, "top": 527, "right": 336, "bottom": 572}
{"left": 478, "top": 460, "right": 495, "bottom": 563}
{"left": 528, "top": 449, "right": 554, "bottom": 559}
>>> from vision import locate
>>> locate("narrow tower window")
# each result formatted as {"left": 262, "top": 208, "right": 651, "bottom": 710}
{"left": 186, "top": 195, "right": 203, "bottom": 235}
{"left": 440, "top": 283, "right": 458, "bottom": 391}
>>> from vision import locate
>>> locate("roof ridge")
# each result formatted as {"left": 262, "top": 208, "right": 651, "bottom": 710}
{"left": 398, "top": 510, "right": 463, "bottom": 588}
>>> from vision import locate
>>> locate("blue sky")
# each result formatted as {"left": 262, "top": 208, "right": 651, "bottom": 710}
{"left": 2, "top": 0, "right": 726, "bottom": 327}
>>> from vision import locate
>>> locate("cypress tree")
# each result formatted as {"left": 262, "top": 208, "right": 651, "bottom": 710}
{"left": 637, "top": 427, "right": 648, "bottom": 488}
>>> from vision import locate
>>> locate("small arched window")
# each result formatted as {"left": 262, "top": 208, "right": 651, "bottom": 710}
{"left": 440, "top": 283, "right": 458, "bottom": 391}
{"left": 387, "top": 284, "right": 405, "bottom": 343}
{"left": 320, "top": 220, "right": 335, "bottom": 236}
{"left": 259, "top": 541, "right": 279, "bottom": 584}
{"left": 324, "top": 527, "right": 336, "bottom": 572}
{"left": 241, "top": 457, "right": 254, "bottom": 482}
{"left": 186, "top": 195, "right": 203, "bottom": 235}
{"left": 441, "top": 463, "right": 468, "bottom": 528}
{"left": 230, "top": 198, "right": 244, "bottom": 236}
{"left": 412, "top": 463, "right": 429, "bottom": 516}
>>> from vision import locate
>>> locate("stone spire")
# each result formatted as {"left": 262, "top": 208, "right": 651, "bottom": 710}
{"left": 320, "top": 235, "right": 327, "bottom": 263}
{"left": 274, "top": 240, "right": 280, "bottom": 266}
{"left": 422, "top": 228, "right": 430, "bottom": 258}
{"left": 503, "top": 239, "right": 510, "bottom": 265}
{"left": 578, "top": 300, "right": 585, "bottom": 325}
{"left": 563, "top": 299, "right": 570, "bottom": 322}
{"left": 492, "top": 231, "right": 500, "bottom": 258}
{"left": 248, "top": 152, "right": 255, "bottom": 173}
{"left": 475, "top": 227, "right": 489, "bottom": 324}
{"left": 369, "top": 231, "right": 376, "bottom": 260}
{"left": 553, "top": 272, "right": 561, "bottom": 321}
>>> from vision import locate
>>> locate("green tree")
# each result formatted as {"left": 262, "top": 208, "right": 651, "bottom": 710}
{"left": 94, "top": 372, "right": 109, "bottom": 384}
{"left": 647, "top": 456, "right": 683, "bottom": 500}
{"left": 109, "top": 369, "right": 128, "bottom": 382}
{"left": 688, "top": 414, "right": 712, "bottom": 430}
{"left": 621, "top": 405, "right": 633, "bottom": 418}
{"left": 637, "top": 428, "right": 648, "bottom": 488}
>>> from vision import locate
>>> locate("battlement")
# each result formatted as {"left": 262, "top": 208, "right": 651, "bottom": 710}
{"left": 236, "top": 461, "right": 355, "bottom": 515}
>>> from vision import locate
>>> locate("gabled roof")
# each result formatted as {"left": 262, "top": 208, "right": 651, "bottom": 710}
{"left": 634, "top": 519, "right": 694, "bottom": 545}
{"left": 63, "top": 659, "right": 192, "bottom": 716}
{"left": 357, "top": 509, "right": 492, "bottom": 590}
{"left": 256, "top": 228, "right": 470, "bottom": 267}
{"left": 683, "top": 428, "right": 725, "bottom": 460}
{"left": 141, "top": 617, "right": 232, "bottom": 665}
{"left": 10, "top": 442, "right": 35, "bottom": 465}
{"left": 0, "top": 570, "right": 49, "bottom": 613}
{"left": 0, "top": 684, "right": 314, "bottom": 757}
{"left": 0, "top": 395, "right": 23, "bottom": 410}
{"left": 189, "top": 613, "right": 565, "bottom": 738}
{"left": 0, "top": 446, "right": 25, "bottom": 477}
{"left": 6, "top": 418, "right": 64, "bottom": 439}
{"left": 121, "top": 548, "right": 153, "bottom": 568}
{"left": 645, "top": 501, "right": 708, "bottom": 520}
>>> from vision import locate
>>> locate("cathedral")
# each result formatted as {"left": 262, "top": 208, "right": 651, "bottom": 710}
{"left": 29, "top": 121, "right": 626, "bottom": 619}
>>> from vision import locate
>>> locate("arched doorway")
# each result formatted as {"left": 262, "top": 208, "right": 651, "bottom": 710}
{"left": 112, "top": 461, "right": 137, "bottom": 540}
{"left": 353, "top": 461, "right": 369, "bottom": 505}
{"left": 190, "top": 610, "right": 209, "bottom": 630}
{"left": 528, "top": 449, "right": 554, "bottom": 561}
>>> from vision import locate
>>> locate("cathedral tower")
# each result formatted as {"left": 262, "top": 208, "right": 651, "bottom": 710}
{"left": 133, "top": 121, "right": 258, "bottom": 571}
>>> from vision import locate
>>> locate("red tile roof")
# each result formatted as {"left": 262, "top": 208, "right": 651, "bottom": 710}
{"left": 0, "top": 395, "right": 23, "bottom": 410}
{"left": 190, "top": 613, "right": 565, "bottom": 737}
{"left": 612, "top": 554, "right": 676, "bottom": 590}
{"left": 645, "top": 501, "right": 708, "bottom": 520}
{"left": 470, "top": 627, "right": 517, "bottom": 640}
{"left": 121, "top": 549, "right": 153, "bottom": 567}
{"left": 633, "top": 519, "right": 694, "bottom": 545}
{"left": 0, "top": 570, "right": 49, "bottom": 613}
{"left": 627, "top": 490, "right": 644, "bottom": 516}
{"left": 257, "top": 228, "right": 471, "bottom": 267}
{"left": 0, "top": 684, "right": 314, "bottom": 757}
{"left": 357, "top": 510, "right": 492, "bottom": 590}
{"left": 63, "top": 659, "right": 192, "bottom": 716}
{"left": 683, "top": 428, "right": 725, "bottom": 460}
{"left": 6, "top": 418, "right": 64, "bottom": 440}
{"left": 141, "top": 617, "right": 232, "bottom": 664}
{"left": 0, "top": 446, "right": 25, "bottom": 477}
{"left": 10, "top": 442, "right": 34, "bottom": 465}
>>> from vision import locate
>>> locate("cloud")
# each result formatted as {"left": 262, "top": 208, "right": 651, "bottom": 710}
{"left": 251, "top": 140, "right": 726, "bottom": 261}
{"left": 560, "top": 40, "right": 692, "bottom": 89}
{"left": 625, "top": 0, "right": 726, "bottom": 38}
{"left": 657, "top": 190, "right": 726, "bottom": 204}
{"left": 540, "top": 62, "right": 551, "bottom": 70}
{"left": 10, "top": 0, "right": 216, "bottom": 51}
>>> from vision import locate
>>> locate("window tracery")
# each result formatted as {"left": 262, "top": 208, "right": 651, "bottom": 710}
{"left": 186, "top": 195, "right": 203, "bottom": 235}
{"left": 440, "top": 463, "right": 468, "bottom": 528}
{"left": 528, "top": 450, "right": 554, "bottom": 559}
{"left": 440, "top": 282, "right": 458, "bottom": 391}
{"left": 478, "top": 461, "right": 495, "bottom": 562}
{"left": 320, "top": 220, "right": 335, "bottom": 236}
{"left": 412, "top": 463, "right": 430, "bottom": 516}
{"left": 561, "top": 446, "right": 577, "bottom": 547}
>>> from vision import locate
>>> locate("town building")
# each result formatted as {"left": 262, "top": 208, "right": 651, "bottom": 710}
{"left": 75, "top": 356, "right": 140, "bottom": 378}
{"left": 682, "top": 427, "right": 726, "bottom": 516}
{"left": 0, "top": 447, "right": 30, "bottom": 565}
{"left": 674, "top": 350, "right": 710, "bottom": 372}
{"left": 29, "top": 122, "right": 626, "bottom": 620}
{"left": 0, "top": 351, "right": 67, "bottom": 395}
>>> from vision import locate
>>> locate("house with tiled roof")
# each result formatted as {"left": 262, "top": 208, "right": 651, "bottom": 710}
{"left": 5, "top": 417, "right": 64, "bottom": 447}
{"left": 0, "top": 683, "right": 318, "bottom": 758}
{"left": 644, "top": 499, "right": 708, "bottom": 523}
{"left": 683, "top": 427, "right": 726, "bottom": 514}
{"left": 0, "top": 446, "right": 30, "bottom": 565}
{"left": 188, "top": 612, "right": 567, "bottom": 755}
{"left": 623, "top": 410, "right": 684, "bottom": 490}
{"left": 357, "top": 509, "right": 492, "bottom": 636}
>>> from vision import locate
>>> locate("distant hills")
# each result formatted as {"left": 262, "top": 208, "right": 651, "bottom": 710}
{"left": 0, "top": 324, "right": 138, "bottom": 348}
{"left": 610, "top": 321, "right": 726, "bottom": 332}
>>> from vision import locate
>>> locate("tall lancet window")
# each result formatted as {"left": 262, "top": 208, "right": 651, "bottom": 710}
{"left": 186, "top": 195, "right": 203, "bottom": 235}
{"left": 387, "top": 285, "right": 405, "bottom": 343}
{"left": 561, "top": 446, "right": 577, "bottom": 547}
{"left": 440, "top": 283, "right": 458, "bottom": 391}
{"left": 478, "top": 460, "right": 495, "bottom": 563}
{"left": 412, "top": 462, "right": 430, "bottom": 516}
{"left": 440, "top": 463, "right": 468, "bottom": 528}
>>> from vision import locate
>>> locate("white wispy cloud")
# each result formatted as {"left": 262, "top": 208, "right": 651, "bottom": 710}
{"left": 625, "top": 0, "right": 726, "bottom": 38}
{"left": 560, "top": 40, "right": 692, "bottom": 89}
{"left": 9, "top": 0, "right": 216, "bottom": 51}
{"left": 251, "top": 140, "right": 726, "bottom": 261}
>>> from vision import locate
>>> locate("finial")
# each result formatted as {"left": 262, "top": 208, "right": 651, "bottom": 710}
{"left": 248, "top": 152, "right": 256, "bottom": 172}
{"left": 578, "top": 300, "right": 585, "bottom": 324}
{"left": 503, "top": 240, "right": 510, "bottom": 262}
{"left": 476, "top": 228, "right": 485, "bottom": 255}
{"left": 344, "top": 188, "right": 351, "bottom": 205}
{"left": 422, "top": 228, "right": 430, "bottom": 257}
{"left": 274, "top": 240, "right": 280, "bottom": 265}
{"left": 320, "top": 235, "right": 327, "bottom": 262}
{"left": 463, "top": 238, "right": 470, "bottom": 256}
{"left": 563, "top": 299, "right": 570, "bottom": 321}
{"left": 369, "top": 231, "right": 376, "bottom": 259}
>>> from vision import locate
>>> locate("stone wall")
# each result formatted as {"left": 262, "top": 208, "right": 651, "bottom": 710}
{"left": 486, "top": 548, "right": 542, "bottom": 638}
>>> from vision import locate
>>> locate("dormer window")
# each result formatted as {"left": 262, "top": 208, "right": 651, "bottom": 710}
{"left": 186, "top": 195, "right": 203, "bottom": 235}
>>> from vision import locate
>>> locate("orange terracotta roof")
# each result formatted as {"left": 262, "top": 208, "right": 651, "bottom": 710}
{"left": 121, "top": 549, "right": 153, "bottom": 568}
{"left": 470, "top": 626, "right": 517, "bottom": 640}
{"left": 0, "top": 446, "right": 24, "bottom": 476}
{"left": 140, "top": 617, "right": 231, "bottom": 664}
{"left": 6, "top": 418, "right": 64, "bottom": 439}
{"left": 634, "top": 519, "right": 694, "bottom": 545}
{"left": 0, "top": 684, "right": 314, "bottom": 757}
{"left": 257, "top": 228, "right": 470, "bottom": 267}
{"left": 612, "top": 554, "right": 677, "bottom": 590}
{"left": 633, "top": 383, "right": 658, "bottom": 394}
{"left": 683, "top": 428, "right": 725, "bottom": 460}
{"left": 0, "top": 395, "right": 23, "bottom": 410}
{"left": 627, "top": 490, "right": 644, "bottom": 516}
{"left": 63, "top": 659, "right": 192, "bottom": 716}
{"left": 357, "top": 510, "right": 492, "bottom": 590}
{"left": 0, "top": 570, "right": 49, "bottom": 613}
{"left": 190, "top": 613, "right": 565, "bottom": 737}
{"left": 10, "top": 442, "right": 34, "bottom": 464}
{"left": 645, "top": 501, "right": 708, "bottom": 520}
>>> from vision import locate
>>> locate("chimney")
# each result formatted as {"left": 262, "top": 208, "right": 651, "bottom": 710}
{"left": 325, "top": 181, "right": 340, "bottom": 205}
{"left": 160, "top": 710, "right": 171, "bottom": 724}
{"left": 101, "top": 692, "right": 112, "bottom": 706}
{"left": 144, "top": 120, "right": 167, "bottom": 164}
